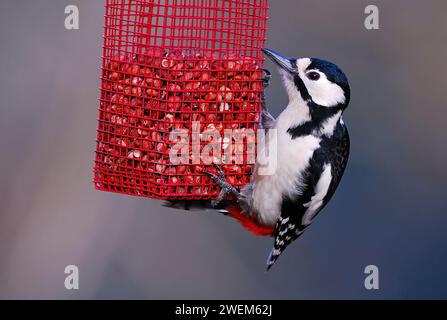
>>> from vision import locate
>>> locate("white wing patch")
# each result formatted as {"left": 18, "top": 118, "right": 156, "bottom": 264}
{"left": 302, "top": 163, "right": 332, "bottom": 226}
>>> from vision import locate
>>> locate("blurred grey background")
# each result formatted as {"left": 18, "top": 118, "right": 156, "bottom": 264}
{"left": 0, "top": 0, "right": 446, "bottom": 299}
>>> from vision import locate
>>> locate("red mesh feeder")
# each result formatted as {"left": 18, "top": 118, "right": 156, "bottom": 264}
{"left": 94, "top": 0, "right": 269, "bottom": 200}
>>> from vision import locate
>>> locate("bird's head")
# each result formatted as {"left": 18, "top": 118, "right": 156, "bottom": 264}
{"left": 262, "top": 48, "right": 350, "bottom": 111}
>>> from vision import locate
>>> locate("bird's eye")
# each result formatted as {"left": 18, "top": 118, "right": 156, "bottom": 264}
{"left": 307, "top": 71, "right": 320, "bottom": 81}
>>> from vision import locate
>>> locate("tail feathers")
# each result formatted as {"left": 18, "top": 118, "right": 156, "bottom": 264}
{"left": 266, "top": 247, "right": 282, "bottom": 271}
{"left": 222, "top": 205, "right": 275, "bottom": 237}
{"left": 266, "top": 229, "right": 305, "bottom": 271}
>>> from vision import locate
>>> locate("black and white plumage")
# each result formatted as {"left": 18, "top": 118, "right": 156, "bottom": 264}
{"left": 268, "top": 117, "right": 350, "bottom": 269}
{"left": 206, "top": 48, "right": 352, "bottom": 270}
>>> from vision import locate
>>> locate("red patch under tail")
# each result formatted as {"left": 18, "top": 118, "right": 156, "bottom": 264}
{"left": 224, "top": 205, "right": 275, "bottom": 237}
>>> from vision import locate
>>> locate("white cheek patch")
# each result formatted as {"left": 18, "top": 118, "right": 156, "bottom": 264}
{"left": 303, "top": 72, "right": 346, "bottom": 107}
{"left": 281, "top": 58, "right": 346, "bottom": 108}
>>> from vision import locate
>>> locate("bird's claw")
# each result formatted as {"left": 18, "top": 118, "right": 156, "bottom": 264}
{"left": 204, "top": 164, "right": 240, "bottom": 207}
{"left": 262, "top": 69, "right": 271, "bottom": 88}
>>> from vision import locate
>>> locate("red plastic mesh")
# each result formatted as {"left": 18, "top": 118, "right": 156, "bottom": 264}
{"left": 94, "top": 0, "right": 269, "bottom": 200}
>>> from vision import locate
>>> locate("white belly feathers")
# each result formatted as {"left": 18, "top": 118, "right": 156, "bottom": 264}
{"left": 251, "top": 122, "right": 321, "bottom": 226}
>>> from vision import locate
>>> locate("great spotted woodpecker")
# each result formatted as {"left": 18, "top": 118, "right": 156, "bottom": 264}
{"left": 166, "top": 48, "right": 351, "bottom": 270}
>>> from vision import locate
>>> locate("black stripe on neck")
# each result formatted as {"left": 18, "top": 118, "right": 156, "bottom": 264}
{"left": 287, "top": 103, "right": 341, "bottom": 139}
{"left": 288, "top": 74, "right": 343, "bottom": 139}
{"left": 293, "top": 74, "right": 311, "bottom": 103}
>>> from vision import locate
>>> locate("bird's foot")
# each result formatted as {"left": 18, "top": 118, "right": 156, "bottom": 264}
{"left": 205, "top": 164, "right": 242, "bottom": 207}
{"left": 262, "top": 69, "right": 271, "bottom": 89}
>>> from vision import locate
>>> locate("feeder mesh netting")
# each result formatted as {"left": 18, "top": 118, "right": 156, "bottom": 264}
{"left": 94, "top": 0, "right": 269, "bottom": 200}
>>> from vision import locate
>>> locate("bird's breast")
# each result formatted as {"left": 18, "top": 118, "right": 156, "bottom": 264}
{"left": 251, "top": 131, "right": 321, "bottom": 226}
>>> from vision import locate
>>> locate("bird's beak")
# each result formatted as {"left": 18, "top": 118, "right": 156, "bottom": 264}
{"left": 262, "top": 48, "right": 296, "bottom": 73}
